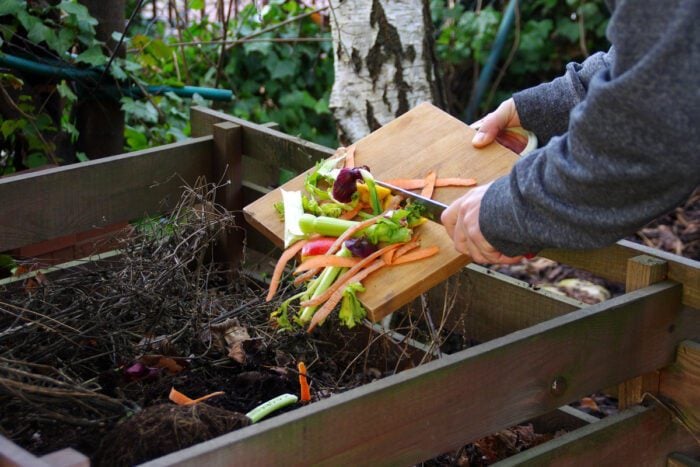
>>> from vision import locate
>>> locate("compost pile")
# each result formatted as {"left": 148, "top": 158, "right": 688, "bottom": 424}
{"left": 0, "top": 182, "right": 426, "bottom": 465}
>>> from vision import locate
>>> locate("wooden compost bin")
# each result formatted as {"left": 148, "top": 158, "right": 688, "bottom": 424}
{"left": 0, "top": 107, "right": 698, "bottom": 466}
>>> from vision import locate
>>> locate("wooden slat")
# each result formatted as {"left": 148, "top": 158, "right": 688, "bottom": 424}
{"left": 425, "top": 264, "right": 584, "bottom": 343}
{"left": 660, "top": 340, "right": 700, "bottom": 434}
{"left": 0, "top": 434, "right": 50, "bottom": 467}
{"left": 145, "top": 281, "right": 697, "bottom": 466}
{"left": 495, "top": 405, "right": 700, "bottom": 466}
{"left": 212, "top": 122, "right": 244, "bottom": 268}
{"left": 541, "top": 240, "right": 700, "bottom": 310}
{"left": 190, "top": 106, "right": 334, "bottom": 172}
{"left": 619, "top": 255, "right": 669, "bottom": 409}
{"left": 0, "top": 137, "right": 213, "bottom": 252}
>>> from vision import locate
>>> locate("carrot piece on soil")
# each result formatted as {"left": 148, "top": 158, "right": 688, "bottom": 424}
{"left": 300, "top": 243, "right": 401, "bottom": 308}
{"left": 297, "top": 361, "right": 311, "bottom": 403}
{"left": 169, "top": 387, "right": 225, "bottom": 406}
{"left": 267, "top": 239, "right": 309, "bottom": 302}
{"left": 294, "top": 256, "right": 360, "bottom": 274}
{"left": 307, "top": 259, "right": 386, "bottom": 332}
{"left": 421, "top": 170, "right": 437, "bottom": 199}
{"left": 391, "top": 246, "right": 440, "bottom": 265}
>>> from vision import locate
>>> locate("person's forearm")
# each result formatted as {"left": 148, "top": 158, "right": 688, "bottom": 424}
{"left": 479, "top": 1, "right": 699, "bottom": 256}
{"left": 513, "top": 50, "right": 613, "bottom": 145}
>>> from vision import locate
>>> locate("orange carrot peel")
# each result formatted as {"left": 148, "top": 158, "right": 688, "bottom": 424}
{"left": 169, "top": 387, "right": 225, "bottom": 406}
{"left": 421, "top": 170, "right": 437, "bottom": 199}
{"left": 295, "top": 256, "right": 360, "bottom": 274}
{"left": 297, "top": 361, "right": 311, "bottom": 403}
{"left": 267, "top": 239, "right": 309, "bottom": 302}
{"left": 383, "top": 178, "right": 478, "bottom": 190}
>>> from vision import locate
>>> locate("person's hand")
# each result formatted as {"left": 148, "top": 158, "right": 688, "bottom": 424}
{"left": 441, "top": 181, "right": 523, "bottom": 265}
{"left": 470, "top": 98, "right": 520, "bottom": 148}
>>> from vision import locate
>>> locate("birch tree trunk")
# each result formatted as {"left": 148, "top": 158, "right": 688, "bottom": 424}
{"left": 329, "top": 0, "right": 444, "bottom": 144}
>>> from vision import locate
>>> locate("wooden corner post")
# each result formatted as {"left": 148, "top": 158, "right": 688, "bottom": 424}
{"left": 212, "top": 122, "right": 243, "bottom": 269}
{"left": 618, "top": 254, "right": 669, "bottom": 409}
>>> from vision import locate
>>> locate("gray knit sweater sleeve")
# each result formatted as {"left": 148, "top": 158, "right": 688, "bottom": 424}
{"left": 513, "top": 51, "right": 612, "bottom": 145}
{"left": 480, "top": 0, "right": 700, "bottom": 257}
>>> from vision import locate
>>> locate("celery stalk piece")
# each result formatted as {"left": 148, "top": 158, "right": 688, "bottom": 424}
{"left": 281, "top": 189, "right": 306, "bottom": 248}
{"left": 359, "top": 169, "right": 381, "bottom": 215}
{"left": 298, "top": 213, "right": 358, "bottom": 237}
{"left": 245, "top": 393, "right": 299, "bottom": 423}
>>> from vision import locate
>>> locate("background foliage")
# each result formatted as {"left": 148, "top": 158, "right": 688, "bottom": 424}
{"left": 0, "top": 0, "right": 610, "bottom": 176}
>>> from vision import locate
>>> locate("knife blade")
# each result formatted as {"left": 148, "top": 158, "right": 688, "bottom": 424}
{"left": 375, "top": 180, "right": 448, "bottom": 223}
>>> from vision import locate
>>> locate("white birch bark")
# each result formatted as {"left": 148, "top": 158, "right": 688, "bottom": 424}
{"left": 329, "top": 0, "right": 443, "bottom": 144}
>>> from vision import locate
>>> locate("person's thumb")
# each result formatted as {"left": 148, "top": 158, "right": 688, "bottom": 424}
{"left": 471, "top": 111, "right": 506, "bottom": 148}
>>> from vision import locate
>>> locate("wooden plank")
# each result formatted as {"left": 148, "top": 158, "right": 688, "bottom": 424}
{"left": 619, "top": 255, "right": 668, "bottom": 409}
{"left": 660, "top": 340, "right": 700, "bottom": 434}
{"left": 425, "top": 264, "right": 584, "bottom": 343}
{"left": 244, "top": 103, "right": 520, "bottom": 322}
{"left": 0, "top": 137, "right": 213, "bottom": 252}
{"left": 145, "top": 281, "right": 698, "bottom": 466}
{"left": 212, "top": 122, "right": 244, "bottom": 268}
{"left": 495, "top": 405, "right": 700, "bottom": 467}
{"left": 540, "top": 240, "right": 700, "bottom": 310}
{"left": 190, "top": 106, "right": 334, "bottom": 172}
{"left": 40, "top": 448, "right": 90, "bottom": 467}
{"left": 0, "top": 434, "right": 50, "bottom": 467}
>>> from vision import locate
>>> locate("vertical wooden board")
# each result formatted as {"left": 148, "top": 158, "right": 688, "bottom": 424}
{"left": 244, "top": 103, "right": 519, "bottom": 321}
{"left": 660, "top": 340, "right": 700, "bottom": 434}
{"left": 619, "top": 255, "right": 669, "bottom": 409}
{"left": 212, "top": 123, "right": 244, "bottom": 267}
{"left": 0, "top": 137, "right": 213, "bottom": 252}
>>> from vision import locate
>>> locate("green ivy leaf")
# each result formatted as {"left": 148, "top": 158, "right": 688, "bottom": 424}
{"left": 121, "top": 97, "right": 158, "bottom": 124}
{"left": 0, "top": 0, "right": 25, "bottom": 16}
{"left": 125, "top": 125, "right": 148, "bottom": 150}
{"left": 57, "top": 81, "right": 77, "bottom": 102}
{"left": 190, "top": 0, "right": 205, "bottom": 9}
{"left": 76, "top": 45, "right": 107, "bottom": 66}
{"left": 25, "top": 152, "right": 49, "bottom": 168}
{"left": 59, "top": 0, "right": 97, "bottom": 26}
{"left": 76, "top": 151, "right": 89, "bottom": 162}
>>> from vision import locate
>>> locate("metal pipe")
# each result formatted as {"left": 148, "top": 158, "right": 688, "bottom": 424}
{"left": 0, "top": 52, "right": 234, "bottom": 101}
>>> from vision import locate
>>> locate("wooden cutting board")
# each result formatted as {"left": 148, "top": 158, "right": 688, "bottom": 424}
{"left": 244, "top": 103, "right": 519, "bottom": 321}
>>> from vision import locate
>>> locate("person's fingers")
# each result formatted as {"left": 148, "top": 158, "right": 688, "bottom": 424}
{"left": 471, "top": 98, "right": 520, "bottom": 148}
{"left": 471, "top": 111, "right": 504, "bottom": 148}
{"left": 441, "top": 198, "right": 460, "bottom": 239}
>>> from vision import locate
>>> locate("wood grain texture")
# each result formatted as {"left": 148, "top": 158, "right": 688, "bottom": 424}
{"left": 244, "top": 103, "right": 519, "bottom": 321}
{"left": 660, "top": 340, "right": 700, "bottom": 434}
{"left": 0, "top": 137, "right": 213, "bottom": 252}
{"left": 496, "top": 405, "right": 700, "bottom": 467}
{"left": 146, "top": 282, "right": 698, "bottom": 467}
{"left": 212, "top": 123, "right": 244, "bottom": 268}
{"left": 541, "top": 240, "right": 700, "bottom": 310}
{"left": 190, "top": 106, "right": 334, "bottom": 172}
{"left": 619, "top": 255, "right": 669, "bottom": 409}
{"left": 424, "top": 264, "right": 584, "bottom": 343}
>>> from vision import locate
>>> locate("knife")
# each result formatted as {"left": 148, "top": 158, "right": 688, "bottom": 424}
{"left": 375, "top": 180, "right": 448, "bottom": 223}
{"left": 376, "top": 180, "right": 537, "bottom": 259}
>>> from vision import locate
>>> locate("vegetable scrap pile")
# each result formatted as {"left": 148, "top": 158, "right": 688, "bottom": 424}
{"left": 268, "top": 146, "right": 478, "bottom": 332}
